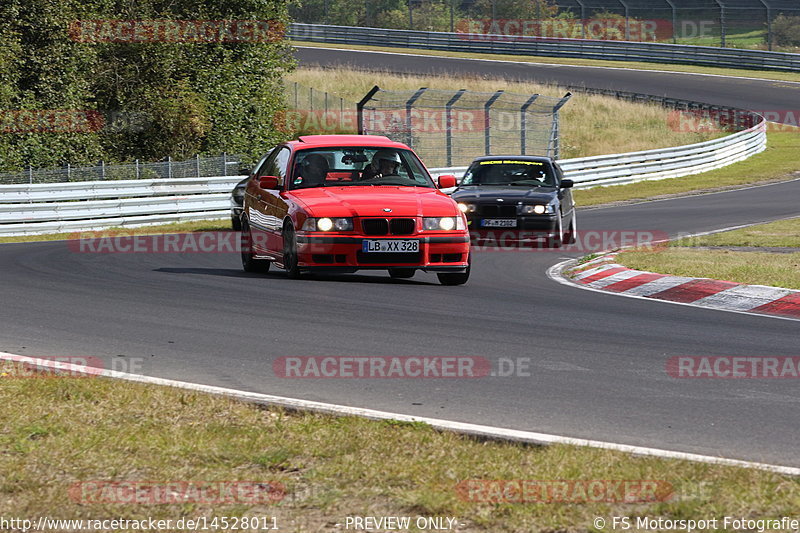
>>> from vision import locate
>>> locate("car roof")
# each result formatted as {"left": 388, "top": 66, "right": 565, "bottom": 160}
{"left": 286, "top": 135, "right": 410, "bottom": 150}
{"left": 470, "top": 155, "right": 555, "bottom": 164}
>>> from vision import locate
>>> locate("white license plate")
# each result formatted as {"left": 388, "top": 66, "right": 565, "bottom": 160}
{"left": 481, "top": 219, "right": 517, "bottom": 228}
{"left": 362, "top": 240, "right": 419, "bottom": 253}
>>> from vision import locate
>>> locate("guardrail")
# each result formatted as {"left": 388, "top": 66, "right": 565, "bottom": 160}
{"left": 289, "top": 23, "right": 800, "bottom": 73}
{"left": 0, "top": 176, "right": 244, "bottom": 237}
{"left": 429, "top": 120, "right": 767, "bottom": 189}
{"left": 0, "top": 119, "right": 766, "bottom": 237}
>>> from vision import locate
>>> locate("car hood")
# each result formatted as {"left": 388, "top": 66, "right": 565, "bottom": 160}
{"left": 288, "top": 186, "right": 457, "bottom": 217}
{"left": 451, "top": 186, "right": 558, "bottom": 203}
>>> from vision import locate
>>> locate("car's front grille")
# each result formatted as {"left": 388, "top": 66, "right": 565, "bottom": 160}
{"left": 356, "top": 251, "right": 421, "bottom": 264}
{"left": 390, "top": 218, "right": 415, "bottom": 235}
{"left": 361, "top": 219, "right": 389, "bottom": 235}
{"left": 361, "top": 218, "right": 416, "bottom": 235}
{"left": 479, "top": 204, "right": 517, "bottom": 217}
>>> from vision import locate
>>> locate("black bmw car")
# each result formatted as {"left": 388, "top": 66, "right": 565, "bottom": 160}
{"left": 451, "top": 156, "right": 577, "bottom": 247}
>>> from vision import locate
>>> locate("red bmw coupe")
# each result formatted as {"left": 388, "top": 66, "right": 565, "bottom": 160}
{"left": 240, "top": 135, "right": 471, "bottom": 285}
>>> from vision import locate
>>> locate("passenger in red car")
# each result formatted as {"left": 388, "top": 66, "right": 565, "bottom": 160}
{"left": 298, "top": 154, "right": 328, "bottom": 187}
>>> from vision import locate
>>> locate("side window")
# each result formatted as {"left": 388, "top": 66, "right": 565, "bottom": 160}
{"left": 260, "top": 147, "right": 290, "bottom": 186}
{"left": 256, "top": 150, "right": 279, "bottom": 178}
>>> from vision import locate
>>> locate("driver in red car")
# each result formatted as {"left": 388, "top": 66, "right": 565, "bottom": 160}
{"left": 360, "top": 149, "right": 402, "bottom": 180}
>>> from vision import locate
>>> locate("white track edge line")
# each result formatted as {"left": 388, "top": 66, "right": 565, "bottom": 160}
{"left": 2, "top": 350, "right": 798, "bottom": 476}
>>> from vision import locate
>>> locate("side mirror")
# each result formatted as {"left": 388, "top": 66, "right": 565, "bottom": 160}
{"left": 258, "top": 176, "right": 280, "bottom": 189}
{"left": 560, "top": 179, "right": 574, "bottom": 189}
{"left": 438, "top": 175, "right": 457, "bottom": 189}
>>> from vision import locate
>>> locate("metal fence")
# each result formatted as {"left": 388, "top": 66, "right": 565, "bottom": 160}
{"left": 284, "top": 80, "right": 354, "bottom": 115}
{"left": 281, "top": 81, "right": 358, "bottom": 135}
{"left": 289, "top": 0, "right": 800, "bottom": 50}
{"left": 289, "top": 23, "right": 800, "bottom": 72}
{"left": 0, "top": 154, "right": 247, "bottom": 186}
{"left": 356, "top": 86, "right": 571, "bottom": 167}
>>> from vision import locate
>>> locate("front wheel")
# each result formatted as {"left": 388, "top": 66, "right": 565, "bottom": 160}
{"left": 563, "top": 215, "right": 577, "bottom": 245}
{"left": 241, "top": 221, "right": 270, "bottom": 273}
{"left": 547, "top": 216, "right": 564, "bottom": 248}
{"left": 437, "top": 253, "right": 470, "bottom": 286}
{"left": 282, "top": 224, "right": 302, "bottom": 279}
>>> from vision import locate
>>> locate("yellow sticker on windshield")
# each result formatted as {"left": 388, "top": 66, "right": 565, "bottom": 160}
{"left": 479, "top": 160, "right": 543, "bottom": 165}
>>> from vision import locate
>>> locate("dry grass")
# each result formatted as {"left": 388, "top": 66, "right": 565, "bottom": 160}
{"left": 1, "top": 376, "right": 799, "bottom": 532}
{"left": 287, "top": 67, "right": 722, "bottom": 158}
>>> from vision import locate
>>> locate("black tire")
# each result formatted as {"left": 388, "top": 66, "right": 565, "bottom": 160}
{"left": 548, "top": 216, "right": 564, "bottom": 248}
{"left": 388, "top": 268, "right": 416, "bottom": 279}
{"left": 231, "top": 215, "right": 242, "bottom": 231}
{"left": 563, "top": 215, "right": 577, "bottom": 245}
{"left": 240, "top": 221, "right": 270, "bottom": 273}
{"left": 437, "top": 253, "right": 470, "bottom": 286}
{"left": 282, "top": 223, "right": 302, "bottom": 279}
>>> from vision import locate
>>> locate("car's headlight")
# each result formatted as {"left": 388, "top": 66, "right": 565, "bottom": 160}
{"left": 423, "top": 217, "right": 465, "bottom": 231}
{"left": 457, "top": 202, "right": 476, "bottom": 213}
{"left": 301, "top": 217, "right": 353, "bottom": 231}
{"left": 522, "top": 204, "right": 555, "bottom": 215}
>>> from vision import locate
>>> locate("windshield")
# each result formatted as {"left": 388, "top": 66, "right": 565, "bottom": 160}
{"left": 289, "top": 147, "right": 435, "bottom": 190}
{"left": 461, "top": 160, "right": 556, "bottom": 187}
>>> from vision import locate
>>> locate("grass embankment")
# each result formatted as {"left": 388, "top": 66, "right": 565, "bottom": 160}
{"left": 617, "top": 218, "right": 800, "bottom": 290}
{"left": 287, "top": 67, "right": 722, "bottom": 159}
{"left": 291, "top": 41, "right": 800, "bottom": 83}
{"left": 2, "top": 375, "right": 799, "bottom": 532}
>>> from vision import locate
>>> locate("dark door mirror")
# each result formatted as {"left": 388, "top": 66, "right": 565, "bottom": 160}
{"left": 258, "top": 176, "right": 280, "bottom": 190}
{"left": 438, "top": 175, "right": 457, "bottom": 189}
{"left": 560, "top": 179, "right": 574, "bottom": 189}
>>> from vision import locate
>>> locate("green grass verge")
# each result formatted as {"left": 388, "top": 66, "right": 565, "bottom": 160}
{"left": 1, "top": 376, "right": 798, "bottom": 532}
{"left": 574, "top": 130, "right": 800, "bottom": 207}
{"left": 291, "top": 40, "right": 800, "bottom": 83}
{"left": 617, "top": 248, "right": 800, "bottom": 289}
{"left": 616, "top": 218, "right": 800, "bottom": 289}
{"left": 675, "top": 218, "right": 800, "bottom": 248}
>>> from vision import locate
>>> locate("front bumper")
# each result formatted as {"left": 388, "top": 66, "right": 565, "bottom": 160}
{"left": 468, "top": 215, "right": 559, "bottom": 244}
{"left": 295, "top": 233, "right": 470, "bottom": 271}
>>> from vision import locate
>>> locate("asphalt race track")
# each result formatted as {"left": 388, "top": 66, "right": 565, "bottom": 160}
{"left": 2, "top": 48, "right": 798, "bottom": 467}
{"left": 295, "top": 46, "right": 800, "bottom": 112}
